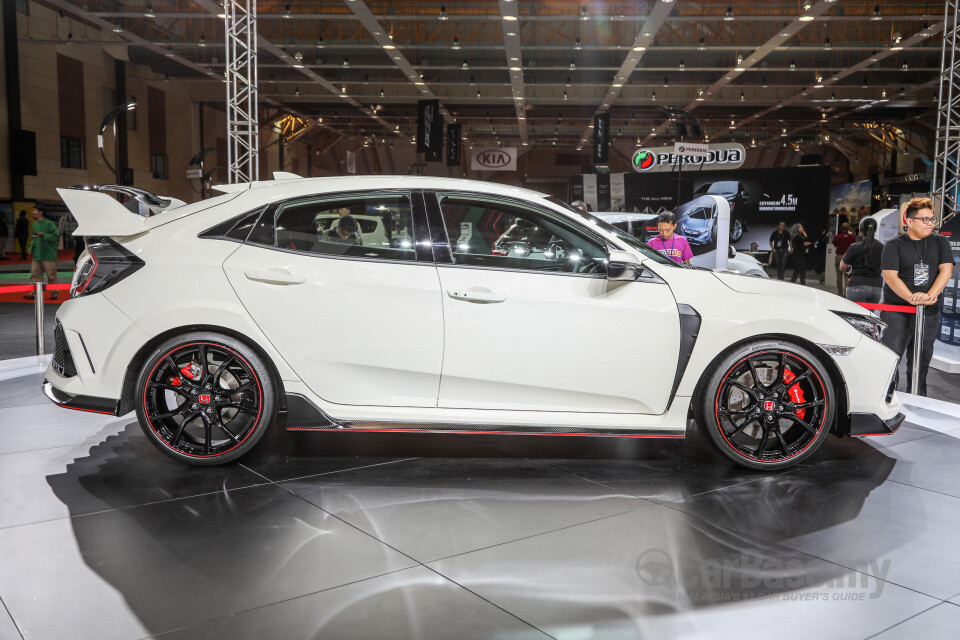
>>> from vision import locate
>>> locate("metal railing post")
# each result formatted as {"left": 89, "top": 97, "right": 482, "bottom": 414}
{"left": 34, "top": 281, "right": 45, "bottom": 355}
{"left": 910, "top": 305, "right": 924, "bottom": 395}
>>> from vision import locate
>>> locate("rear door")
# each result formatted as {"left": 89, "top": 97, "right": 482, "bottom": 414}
{"left": 223, "top": 190, "right": 444, "bottom": 407}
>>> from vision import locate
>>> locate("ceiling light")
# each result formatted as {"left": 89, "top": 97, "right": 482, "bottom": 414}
{"left": 789, "top": 61, "right": 796, "bottom": 70}
{"left": 144, "top": 5, "right": 156, "bottom": 19}
{"left": 380, "top": 88, "right": 385, "bottom": 96}
{"left": 510, "top": 66, "right": 521, "bottom": 71}
{"left": 452, "top": 37, "right": 460, "bottom": 50}
{"left": 651, "top": 91, "right": 657, "bottom": 100}
{"left": 580, "top": 7, "right": 589, "bottom": 21}
{"left": 678, "top": 60, "right": 685, "bottom": 71}
{"left": 462, "top": 59, "right": 469, "bottom": 69}
{"left": 663, "top": 76, "right": 669, "bottom": 87}
{"left": 824, "top": 38, "right": 831, "bottom": 50}
{"left": 317, "top": 36, "right": 325, "bottom": 48}
{"left": 698, "top": 37, "right": 705, "bottom": 51}
{"left": 198, "top": 34, "right": 207, "bottom": 47}
{"left": 476, "top": 89, "right": 481, "bottom": 98}
{"left": 724, "top": 6, "right": 734, "bottom": 21}
{"left": 740, "top": 91, "right": 745, "bottom": 102}
{"left": 569, "top": 60, "right": 576, "bottom": 70}
{"left": 633, "top": 45, "right": 646, "bottom": 52}
{"left": 341, "top": 85, "right": 347, "bottom": 93}
{"left": 575, "top": 37, "right": 582, "bottom": 50}
{"left": 799, "top": 15, "right": 815, "bottom": 22}
{"left": 503, "top": 15, "right": 518, "bottom": 21}
{"left": 803, "top": 1, "right": 812, "bottom": 11}
{"left": 112, "top": 26, "right": 123, "bottom": 33}
{"left": 282, "top": 4, "right": 292, "bottom": 19}
{"left": 343, "top": 58, "right": 349, "bottom": 68}
{"left": 871, "top": 4, "right": 881, "bottom": 20}
{"left": 563, "top": 90, "right": 568, "bottom": 100}
{"left": 439, "top": 5, "right": 448, "bottom": 20}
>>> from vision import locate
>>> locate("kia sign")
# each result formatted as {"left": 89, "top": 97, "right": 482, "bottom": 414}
{"left": 632, "top": 143, "right": 746, "bottom": 173}
{"left": 470, "top": 147, "right": 517, "bottom": 172}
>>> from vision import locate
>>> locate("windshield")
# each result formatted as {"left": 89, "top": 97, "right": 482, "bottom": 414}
{"left": 545, "top": 196, "right": 680, "bottom": 267}
{"left": 706, "top": 181, "right": 738, "bottom": 194}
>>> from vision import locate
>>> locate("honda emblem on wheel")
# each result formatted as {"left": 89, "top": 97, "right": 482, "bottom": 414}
{"left": 198, "top": 394, "right": 211, "bottom": 404}
{"left": 764, "top": 400, "right": 775, "bottom": 411}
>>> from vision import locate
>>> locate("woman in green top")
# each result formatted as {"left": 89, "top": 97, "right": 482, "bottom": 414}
{"left": 25, "top": 205, "right": 60, "bottom": 300}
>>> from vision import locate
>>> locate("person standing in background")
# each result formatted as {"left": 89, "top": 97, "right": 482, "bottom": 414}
{"left": 880, "top": 197, "right": 954, "bottom": 396}
{"left": 833, "top": 222, "right": 856, "bottom": 296}
{"left": 769, "top": 221, "right": 791, "bottom": 280}
{"left": 840, "top": 218, "right": 884, "bottom": 303}
{"left": 647, "top": 212, "right": 693, "bottom": 265}
{"left": 0, "top": 214, "right": 9, "bottom": 260}
{"left": 14, "top": 210, "right": 29, "bottom": 260}
{"left": 23, "top": 206, "right": 60, "bottom": 300}
{"left": 790, "top": 223, "right": 812, "bottom": 285}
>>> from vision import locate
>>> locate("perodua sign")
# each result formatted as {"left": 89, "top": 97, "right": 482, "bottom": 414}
{"left": 632, "top": 142, "right": 746, "bottom": 173}
{"left": 471, "top": 147, "right": 517, "bottom": 172}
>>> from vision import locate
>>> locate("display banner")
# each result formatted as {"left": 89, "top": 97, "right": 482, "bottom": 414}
{"left": 674, "top": 142, "right": 710, "bottom": 157}
{"left": 829, "top": 179, "right": 873, "bottom": 219}
{"left": 593, "top": 113, "right": 609, "bottom": 164}
{"left": 632, "top": 142, "right": 745, "bottom": 173}
{"left": 446, "top": 123, "right": 461, "bottom": 166}
{"left": 582, "top": 173, "right": 598, "bottom": 211}
{"left": 346, "top": 150, "right": 356, "bottom": 174}
{"left": 597, "top": 172, "right": 611, "bottom": 212}
{"left": 937, "top": 214, "right": 960, "bottom": 346}
{"left": 470, "top": 147, "right": 517, "bottom": 172}
{"left": 610, "top": 173, "right": 625, "bottom": 212}
{"left": 603, "top": 165, "right": 829, "bottom": 254}
{"left": 570, "top": 176, "right": 584, "bottom": 204}
{"left": 416, "top": 99, "right": 442, "bottom": 161}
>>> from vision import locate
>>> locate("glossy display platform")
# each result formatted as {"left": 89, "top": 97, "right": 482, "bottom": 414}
{"left": 1, "top": 358, "right": 960, "bottom": 639}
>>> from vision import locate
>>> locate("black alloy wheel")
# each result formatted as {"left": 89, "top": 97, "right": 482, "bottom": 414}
{"left": 698, "top": 341, "right": 835, "bottom": 470}
{"left": 135, "top": 332, "right": 278, "bottom": 465}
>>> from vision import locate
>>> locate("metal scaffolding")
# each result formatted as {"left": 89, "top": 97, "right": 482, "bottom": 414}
{"left": 225, "top": 0, "right": 259, "bottom": 184}
{"left": 934, "top": 0, "right": 960, "bottom": 223}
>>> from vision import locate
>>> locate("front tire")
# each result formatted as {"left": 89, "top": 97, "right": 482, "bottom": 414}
{"left": 134, "top": 332, "right": 278, "bottom": 465}
{"left": 697, "top": 341, "right": 835, "bottom": 470}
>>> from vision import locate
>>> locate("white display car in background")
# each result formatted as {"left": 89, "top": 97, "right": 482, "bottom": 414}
{"left": 593, "top": 211, "right": 769, "bottom": 278}
{"left": 45, "top": 175, "right": 902, "bottom": 470}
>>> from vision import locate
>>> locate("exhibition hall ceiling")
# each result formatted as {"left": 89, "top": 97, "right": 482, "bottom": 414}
{"left": 46, "top": 1, "right": 944, "bottom": 150}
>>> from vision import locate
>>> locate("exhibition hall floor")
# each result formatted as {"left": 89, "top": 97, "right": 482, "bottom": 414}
{"left": 2, "top": 358, "right": 960, "bottom": 639}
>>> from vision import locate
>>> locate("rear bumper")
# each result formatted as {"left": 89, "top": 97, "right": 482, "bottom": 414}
{"left": 42, "top": 380, "right": 120, "bottom": 416}
{"left": 849, "top": 411, "right": 905, "bottom": 437}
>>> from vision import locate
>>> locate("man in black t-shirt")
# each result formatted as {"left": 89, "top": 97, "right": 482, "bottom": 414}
{"left": 768, "top": 221, "right": 791, "bottom": 280}
{"left": 789, "top": 223, "right": 812, "bottom": 285}
{"left": 880, "top": 197, "right": 955, "bottom": 395}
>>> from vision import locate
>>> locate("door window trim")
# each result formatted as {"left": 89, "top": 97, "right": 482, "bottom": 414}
{"left": 426, "top": 190, "right": 612, "bottom": 279}
{"left": 241, "top": 188, "right": 433, "bottom": 266}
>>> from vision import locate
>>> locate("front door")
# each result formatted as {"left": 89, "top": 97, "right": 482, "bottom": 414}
{"left": 223, "top": 191, "right": 443, "bottom": 407}
{"left": 429, "top": 193, "right": 681, "bottom": 415}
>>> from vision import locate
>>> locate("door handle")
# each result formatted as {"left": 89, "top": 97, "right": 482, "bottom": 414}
{"left": 446, "top": 289, "right": 506, "bottom": 303}
{"left": 244, "top": 269, "right": 305, "bottom": 285}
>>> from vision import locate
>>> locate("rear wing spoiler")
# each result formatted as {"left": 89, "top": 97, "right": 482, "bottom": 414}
{"left": 57, "top": 188, "right": 146, "bottom": 237}
{"left": 57, "top": 185, "right": 186, "bottom": 237}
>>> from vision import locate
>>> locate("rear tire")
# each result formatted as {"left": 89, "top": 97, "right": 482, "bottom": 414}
{"left": 134, "top": 332, "right": 278, "bottom": 466}
{"left": 696, "top": 340, "right": 835, "bottom": 470}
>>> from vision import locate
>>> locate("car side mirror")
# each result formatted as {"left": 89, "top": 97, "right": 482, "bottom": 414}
{"left": 607, "top": 249, "right": 644, "bottom": 281}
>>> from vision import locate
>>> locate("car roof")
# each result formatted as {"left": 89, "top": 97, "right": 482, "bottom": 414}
{"left": 212, "top": 175, "right": 551, "bottom": 204}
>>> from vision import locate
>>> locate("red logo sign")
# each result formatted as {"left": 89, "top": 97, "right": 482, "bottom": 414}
{"left": 476, "top": 151, "right": 511, "bottom": 168}
{"left": 764, "top": 401, "right": 775, "bottom": 412}
{"left": 199, "top": 394, "right": 211, "bottom": 404}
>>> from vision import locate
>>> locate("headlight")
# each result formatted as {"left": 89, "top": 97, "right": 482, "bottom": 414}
{"left": 831, "top": 311, "right": 886, "bottom": 342}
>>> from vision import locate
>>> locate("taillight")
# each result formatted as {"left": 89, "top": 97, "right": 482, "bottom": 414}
{"left": 70, "top": 238, "right": 144, "bottom": 299}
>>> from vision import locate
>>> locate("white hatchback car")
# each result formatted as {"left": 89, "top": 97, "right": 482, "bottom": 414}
{"left": 45, "top": 176, "right": 903, "bottom": 470}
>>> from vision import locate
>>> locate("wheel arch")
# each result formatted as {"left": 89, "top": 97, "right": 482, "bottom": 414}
{"left": 118, "top": 324, "right": 287, "bottom": 416}
{"left": 691, "top": 332, "right": 850, "bottom": 436}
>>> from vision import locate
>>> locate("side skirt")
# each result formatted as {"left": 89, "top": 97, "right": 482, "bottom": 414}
{"left": 282, "top": 393, "right": 686, "bottom": 439}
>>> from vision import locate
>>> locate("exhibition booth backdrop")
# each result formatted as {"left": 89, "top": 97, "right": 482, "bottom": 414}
{"left": 570, "top": 166, "right": 831, "bottom": 255}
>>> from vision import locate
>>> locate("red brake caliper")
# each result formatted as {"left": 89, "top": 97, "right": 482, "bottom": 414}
{"left": 782, "top": 368, "right": 806, "bottom": 420}
{"left": 179, "top": 361, "right": 203, "bottom": 382}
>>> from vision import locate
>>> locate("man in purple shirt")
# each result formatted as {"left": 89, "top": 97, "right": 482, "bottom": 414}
{"left": 647, "top": 212, "right": 693, "bottom": 264}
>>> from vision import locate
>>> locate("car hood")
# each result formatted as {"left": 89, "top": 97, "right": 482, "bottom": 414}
{"left": 680, "top": 218, "right": 710, "bottom": 230}
{"left": 713, "top": 271, "right": 868, "bottom": 314}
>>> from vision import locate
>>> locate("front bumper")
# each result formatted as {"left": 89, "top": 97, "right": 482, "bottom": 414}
{"left": 42, "top": 380, "right": 120, "bottom": 416}
{"left": 850, "top": 412, "right": 905, "bottom": 437}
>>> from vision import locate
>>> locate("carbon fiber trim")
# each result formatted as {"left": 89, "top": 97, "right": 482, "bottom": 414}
{"left": 53, "top": 321, "right": 77, "bottom": 378}
{"left": 289, "top": 420, "right": 685, "bottom": 438}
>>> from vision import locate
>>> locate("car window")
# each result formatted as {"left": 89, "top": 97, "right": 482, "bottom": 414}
{"left": 708, "top": 181, "right": 738, "bottom": 194}
{"left": 689, "top": 207, "right": 711, "bottom": 220}
{"left": 438, "top": 195, "right": 607, "bottom": 274}
{"left": 254, "top": 193, "right": 416, "bottom": 261}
